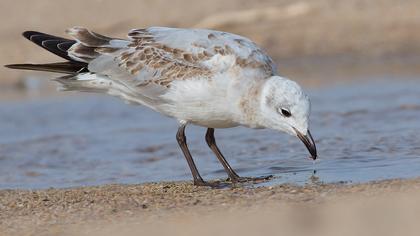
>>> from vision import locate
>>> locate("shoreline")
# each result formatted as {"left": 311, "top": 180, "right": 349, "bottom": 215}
{"left": 2, "top": 177, "right": 420, "bottom": 235}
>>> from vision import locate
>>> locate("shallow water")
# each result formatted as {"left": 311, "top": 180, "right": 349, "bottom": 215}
{"left": 0, "top": 78, "right": 420, "bottom": 189}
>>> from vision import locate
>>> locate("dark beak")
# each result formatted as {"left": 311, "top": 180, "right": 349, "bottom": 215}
{"left": 294, "top": 128, "right": 317, "bottom": 160}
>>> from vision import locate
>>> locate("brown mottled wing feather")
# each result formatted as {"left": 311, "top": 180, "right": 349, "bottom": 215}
{"left": 66, "top": 28, "right": 113, "bottom": 47}
{"left": 115, "top": 29, "right": 214, "bottom": 87}
{"left": 65, "top": 27, "right": 126, "bottom": 63}
{"left": 120, "top": 27, "right": 276, "bottom": 86}
{"left": 65, "top": 27, "right": 276, "bottom": 88}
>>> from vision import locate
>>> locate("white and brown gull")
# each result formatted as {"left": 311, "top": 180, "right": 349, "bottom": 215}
{"left": 5, "top": 27, "right": 317, "bottom": 186}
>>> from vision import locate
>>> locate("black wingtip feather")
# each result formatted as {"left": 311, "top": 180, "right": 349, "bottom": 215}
{"left": 23, "top": 31, "right": 69, "bottom": 41}
{"left": 57, "top": 41, "right": 75, "bottom": 51}
{"left": 4, "top": 64, "right": 17, "bottom": 69}
{"left": 5, "top": 31, "right": 89, "bottom": 74}
{"left": 5, "top": 62, "right": 88, "bottom": 74}
{"left": 22, "top": 31, "right": 38, "bottom": 40}
{"left": 21, "top": 31, "right": 80, "bottom": 63}
{"left": 41, "top": 39, "right": 73, "bottom": 60}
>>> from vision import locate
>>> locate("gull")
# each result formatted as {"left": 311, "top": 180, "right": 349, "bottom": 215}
{"left": 5, "top": 27, "right": 317, "bottom": 186}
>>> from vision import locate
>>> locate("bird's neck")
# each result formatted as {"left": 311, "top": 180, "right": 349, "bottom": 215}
{"left": 233, "top": 79, "right": 266, "bottom": 129}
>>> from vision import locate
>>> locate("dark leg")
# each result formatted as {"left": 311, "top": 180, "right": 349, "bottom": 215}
{"left": 205, "top": 128, "right": 240, "bottom": 180}
{"left": 205, "top": 128, "right": 273, "bottom": 183}
{"left": 176, "top": 123, "right": 207, "bottom": 186}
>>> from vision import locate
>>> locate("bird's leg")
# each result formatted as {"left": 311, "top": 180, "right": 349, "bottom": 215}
{"left": 205, "top": 128, "right": 240, "bottom": 180}
{"left": 176, "top": 123, "right": 207, "bottom": 186}
{"left": 205, "top": 128, "right": 273, "bottom": 183}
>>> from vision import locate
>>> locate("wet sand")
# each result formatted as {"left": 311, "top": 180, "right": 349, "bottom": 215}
{"left": 1, "top": 178, "right": 420, "bottom": 235}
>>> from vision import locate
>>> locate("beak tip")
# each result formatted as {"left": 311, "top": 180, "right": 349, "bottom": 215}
{"left": 310, "top": 148, "right": 317, "bottom": 160}
{"left": 294, "top": 128, "right": 317, "bottom": 161}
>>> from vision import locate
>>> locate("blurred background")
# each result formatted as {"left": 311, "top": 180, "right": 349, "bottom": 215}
{"left": 2, "top": 0, "right": 420, "bottom": 96}
{"left": 0, "top": 0, "right": 420, "bottom": 189}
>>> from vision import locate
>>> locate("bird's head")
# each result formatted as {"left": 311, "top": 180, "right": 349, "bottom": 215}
{"left": 258, "top": 76, "right": 317, "bottom": 159}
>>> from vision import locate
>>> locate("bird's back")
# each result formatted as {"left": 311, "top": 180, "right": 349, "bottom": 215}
{"left": 6, "top": 27, "right": 277, "bottom": 119}
{"left": 71, "top": 27, "right": 277, "bottom": 87}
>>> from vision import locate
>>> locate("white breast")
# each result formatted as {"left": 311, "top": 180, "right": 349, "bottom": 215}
{"left": 157, "top": 74, "right": 240, "bottom": 128}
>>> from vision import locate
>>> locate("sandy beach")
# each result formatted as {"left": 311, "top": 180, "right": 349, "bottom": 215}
{"left": 1, "top": 178, "right": 420, "bottom": 236}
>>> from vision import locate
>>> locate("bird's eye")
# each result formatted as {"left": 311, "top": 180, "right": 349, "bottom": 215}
{"left": 280, "top": 108, "right": 292, "bottom": 117}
